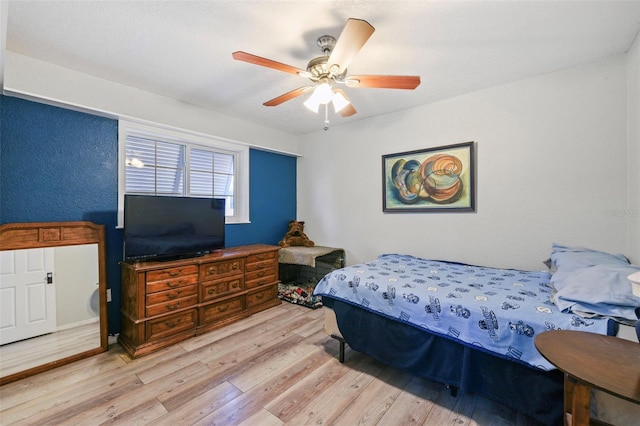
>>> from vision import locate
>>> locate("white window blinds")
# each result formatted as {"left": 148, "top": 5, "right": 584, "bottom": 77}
{"left": 189, "top": 148, "right": 235, "bottom": 215}
{"left": 125, "top": 136, "right": 185, "bottom": 195}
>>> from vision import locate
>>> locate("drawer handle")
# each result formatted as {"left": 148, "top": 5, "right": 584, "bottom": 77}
{"left": 257, "top": 263, "right": 266, "bottom": 269}
{"left": 232, "top": 262, "right": 239, "bottom": 270}
{"left": 169, "top": 269, "right": 181, "bottom": 277}
{"left": 207, "top": 288, "right": 217, "bottom": 295}
{"left": 231, "top": 280, "right": 239, "bottom": 288}
{"left": 167, "top": 281, "right": 181, "bottom": 288}
{"left": 258, "top": 280, "right": 267, "bottom": 286}
{"left": 167, "top": 290, "right": 182, "bottom": 299}
{"left": 208, "top": 267, "right": 216, "bottom": 274}
{"left": 257, "top": 271, "right": 265, "bottom": 277}
{"left": 218, "top": 304, "right": 229, "bottom": 313}
{"left": 164, "top": 320, "right": 178, "bottom": 328}
{"left": 255, "top": 293, "right": 265, "bottom": 300}
{"left": 167, "top": 301, "right": 182, "bottom": 310}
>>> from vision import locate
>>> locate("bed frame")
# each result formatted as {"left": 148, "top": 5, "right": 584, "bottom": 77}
{"left": 322, "top": 298, "right": 640, "bottom": 426}
{"left": 322, "top": 297, "right": 565, "bottom": 425}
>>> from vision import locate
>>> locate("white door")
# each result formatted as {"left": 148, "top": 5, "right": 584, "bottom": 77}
{"left": 0, "top": 247, "right": 57, "bottom": 345}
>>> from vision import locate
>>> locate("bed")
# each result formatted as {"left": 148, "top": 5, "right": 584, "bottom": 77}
{"left": 313, "top": 244, "right": 640, "bottom": 425}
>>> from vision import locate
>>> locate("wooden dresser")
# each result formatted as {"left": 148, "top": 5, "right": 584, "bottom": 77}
{"left": 118, "top": 244, "right": 280, "bottom": 358}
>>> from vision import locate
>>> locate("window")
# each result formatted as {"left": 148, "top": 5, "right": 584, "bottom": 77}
{"left": 118, "top": 121, "right": 249, "bottom": 227}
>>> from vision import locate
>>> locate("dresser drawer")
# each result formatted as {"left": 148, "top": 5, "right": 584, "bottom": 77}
{"left": 201, "top": 277, "right": 244, "bottom": 302}
{"left": 146, "top": 294, "right": 198, "bottom": 317}
{"left": 147, "top": 265, "right": 199, "bottom": 282}
{"left": 199, "top": 296, "right": 244, "bottom": 324}
{"left": 246, "top": 251, "right": 276, "bottom": 264}
{"left": 246, "top": 285, "right": 277, "bottom": 308}
{"left": 200, "top": 259, "right": 244, "bottom": 281}
{"left": 146, "top": 274, "right": 198, "bottom": 293}
{"left": 245, "top": 267, "right": 277, "bottom": 289}
{"left": 245, "top": 259, "right": 276, "bottom": 273}
{"left": 146, "top": 284, "right": 197, "bottom": 306}
{"left": 146, "top": 309, "right": 197, "bottom": 341}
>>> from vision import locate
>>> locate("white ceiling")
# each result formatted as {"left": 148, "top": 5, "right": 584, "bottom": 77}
{"left": 4, "top": 1, "right": 640, "bottom": 135}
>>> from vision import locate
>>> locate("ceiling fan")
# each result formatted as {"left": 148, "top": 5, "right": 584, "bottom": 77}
{"left": 232, "top": 18, "right": 420, "bottom": 129}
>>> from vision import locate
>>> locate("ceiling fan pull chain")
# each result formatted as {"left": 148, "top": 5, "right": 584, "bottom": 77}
{"left": 324, "top": 104, "right": 330, "bottom": 131}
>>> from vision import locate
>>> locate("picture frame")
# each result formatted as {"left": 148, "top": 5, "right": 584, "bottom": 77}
{"left": 382, "top": 141, "right": 476, "bottom": 213}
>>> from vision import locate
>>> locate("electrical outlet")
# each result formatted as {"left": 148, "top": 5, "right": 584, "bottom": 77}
{"left": 106, "top": 288, "right": 112, "bottom": 302}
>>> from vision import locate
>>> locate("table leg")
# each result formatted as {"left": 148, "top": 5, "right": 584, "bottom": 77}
{"left": 565, "top": 374, "right": 590, "bottom": 426}
{"left": 564, "top": 374, "right": 573, "bottom": 426}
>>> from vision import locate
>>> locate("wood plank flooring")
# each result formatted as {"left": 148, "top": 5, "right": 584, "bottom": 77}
{"left": 0, "top": 303, "right": 542, "bottom": 425}
{"left": 1, "top": 322, "right": 101, "bottom": 378}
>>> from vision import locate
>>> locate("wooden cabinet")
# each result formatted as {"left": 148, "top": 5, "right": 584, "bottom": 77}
{"left": 118, "top": 244, "right": 280, "bottom": 358}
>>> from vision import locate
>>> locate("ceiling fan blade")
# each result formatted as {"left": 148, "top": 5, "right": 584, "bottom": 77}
{"left": 339, "top": 103, "right": 357, "bottom": 117}
{"left": 345, "top": 75, "right": 421, "bottom": 90}
{"left": 263, "top": 87, "right": 312, "bottom": 107}
{"left": 334, "top": 89, "right": 357, "bottom": 117}
{"left": 232, "top": 51, "right": 309, "bottom": 77}
{"left": 328, "top": 18, "right": 375, "bottom": 75}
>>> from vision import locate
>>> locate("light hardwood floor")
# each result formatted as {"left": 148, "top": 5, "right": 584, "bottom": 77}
{"left": 1, "top": 322, "right": 101, "bottom": 378}
{"left": 0, "top": 302, "right": 542, "bottom": 425}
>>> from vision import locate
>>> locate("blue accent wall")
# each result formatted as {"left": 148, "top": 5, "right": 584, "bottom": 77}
{"left": 228, "top": 149, "right": 297, "bottom": 245}
{"left": 1, "top": 95, "right": 297, "bottom": 333}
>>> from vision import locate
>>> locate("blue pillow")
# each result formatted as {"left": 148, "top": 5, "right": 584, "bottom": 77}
{"left": 550, "top": 243, "right": 630, "bottom": 271}
{"left": 550, "top": 244, "right": 640, "bottom": 321}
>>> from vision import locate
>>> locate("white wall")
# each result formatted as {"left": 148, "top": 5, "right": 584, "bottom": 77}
{"left": 298, "top": 54, "right": 636, "bottom": 270}
{"left": 55, "top": 244, "right": 99, "bottom": 327}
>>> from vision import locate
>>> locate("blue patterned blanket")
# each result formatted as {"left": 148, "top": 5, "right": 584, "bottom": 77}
{"left": 313, "top": 254, "right": 614, "bottom": 370}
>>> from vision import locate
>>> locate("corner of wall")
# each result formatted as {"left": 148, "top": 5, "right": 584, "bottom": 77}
{"left": 627, "top": 30, "right": 640, "bottom": 263}
{"left": 0, "top": 1, "right": 8, "bottom": 90}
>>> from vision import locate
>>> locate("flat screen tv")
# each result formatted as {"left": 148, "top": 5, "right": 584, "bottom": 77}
{"left": 124, "top": 195, "right": 225, "bottom": 262}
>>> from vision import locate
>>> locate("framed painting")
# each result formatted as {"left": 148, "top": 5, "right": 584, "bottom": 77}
{"left": 382, "top": 141, "right": 476, "bottom": 213}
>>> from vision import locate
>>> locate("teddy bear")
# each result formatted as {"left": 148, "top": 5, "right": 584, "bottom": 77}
{"left": 278, "top": 220, "right": 315, "bottom": 248}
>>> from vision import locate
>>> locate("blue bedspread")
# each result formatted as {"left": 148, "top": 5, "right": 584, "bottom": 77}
{"left": 313, "top": 254, "right": 613, "bottom": 370}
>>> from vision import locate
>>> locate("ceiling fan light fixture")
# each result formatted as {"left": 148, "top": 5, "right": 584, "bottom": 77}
{"left": 332, "top": 91, "right": 350, "bottom": 113}
{"left": 303, "top": 94, "right": 321, "bottom": 113}
{"left": 315, "top": 82, "right": 334, "bottom": 104}
{"left": 304, "top": 81, "right": 335, "bottom": 113}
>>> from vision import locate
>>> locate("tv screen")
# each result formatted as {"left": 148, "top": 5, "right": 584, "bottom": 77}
{"left": 124, "top": 195, "right": 225, "bottom": 262}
